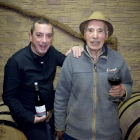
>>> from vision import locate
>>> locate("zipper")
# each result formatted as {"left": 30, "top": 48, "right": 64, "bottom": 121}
{"left": 93, "top": 60, "right": 97, "bottom": 140}
{"left": 89, "top": 57, "right": 98, "bottom": 140}
{"left": 83, "top": 51, "right": 99, "bottom": 140}
{"left": 94, "top": 63, "right": 97, "bottom": 72}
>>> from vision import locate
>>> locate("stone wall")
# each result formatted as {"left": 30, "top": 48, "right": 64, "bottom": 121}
{"left": 0, "top": 0, "right": 140, "bottom": 101}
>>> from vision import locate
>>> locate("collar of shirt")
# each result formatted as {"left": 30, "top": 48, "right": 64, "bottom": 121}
{"left": 34, "top": 53, "right": 45, "bottom": 64}
{"left": 86, "top": 45, "right": 105, "bottom": 61}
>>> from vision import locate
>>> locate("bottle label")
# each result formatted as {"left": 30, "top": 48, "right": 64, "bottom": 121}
{"left": 35, "top": 105, "right": 46, "bottom": 117}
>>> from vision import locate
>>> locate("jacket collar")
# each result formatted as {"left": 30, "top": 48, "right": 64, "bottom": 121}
{"left": 84, "top": 43, "right": 108, "bottom": 60}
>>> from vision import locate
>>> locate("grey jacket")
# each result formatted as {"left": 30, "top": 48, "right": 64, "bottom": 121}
{"left": 54, "top": 44, "right": 133, "bottom": 140}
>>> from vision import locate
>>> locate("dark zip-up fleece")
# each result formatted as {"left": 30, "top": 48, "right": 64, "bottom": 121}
{"left": 3, "top": 43, "right": 65, "bottom": 124}
{"left": 54, "top": 44, "right": 133, "bottom": 140}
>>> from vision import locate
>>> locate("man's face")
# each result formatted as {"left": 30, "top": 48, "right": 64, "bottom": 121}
{"left": 29, "top": 23, "right": 53, "bottom": 57}
{"left": 84, "top": 20, "right": 108, "bottom": 53}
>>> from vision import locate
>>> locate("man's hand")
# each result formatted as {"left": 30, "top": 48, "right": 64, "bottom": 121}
{"left": 65, "top": 45, "right": 84, "bottom": 58}
{"left": 109, "top": 84, "right": 126, "bottom": 97}
{"left": 56, "top": 130, "right": 65, "bottom": 140}
{"left": 46, "top": 110, "right": 53, "bottom": 122}
{"left": 34, "top": 111, "right": 49, "bottom": 124}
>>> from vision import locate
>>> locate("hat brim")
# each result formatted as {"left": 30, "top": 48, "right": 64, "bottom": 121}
{"left": 79, "top": 19, "right": 113, "bottom": 38}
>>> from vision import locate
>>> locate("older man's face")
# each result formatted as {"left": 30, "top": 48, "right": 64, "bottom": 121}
{"left": 84, "top": 20, "right": 108, "bottom": 54}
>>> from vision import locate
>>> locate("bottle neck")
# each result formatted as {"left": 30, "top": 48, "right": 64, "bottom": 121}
{"left": 35, "top": 86, "right": 39, "bottom": 91}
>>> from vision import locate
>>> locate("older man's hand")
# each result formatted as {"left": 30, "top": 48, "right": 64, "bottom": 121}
{"left": 109, "top": 84, "right": 126, "bottom": 97}
{"left": 56, "top": 130, "right": 65, "bottom": 140}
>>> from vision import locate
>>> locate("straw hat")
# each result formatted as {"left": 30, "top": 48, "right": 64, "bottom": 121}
{"left": 79, "top": 11, "right": 113, "bottom": 37}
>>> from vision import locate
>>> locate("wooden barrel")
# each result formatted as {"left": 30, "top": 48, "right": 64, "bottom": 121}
{"left": 119, "top": 92, "right": 140, "bottom": 140}
{"left": 0, "top": 101, "right": 27, "bottom": 140}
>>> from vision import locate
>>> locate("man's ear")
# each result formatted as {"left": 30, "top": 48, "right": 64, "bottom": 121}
{"left": 105, "top": 31, "right": 109, "bottom": 40}
{"left": 84, "top": 31, "right": 86, "bottom": 39}
{"left": 52, "top": 34, "right": 54, "bottom": 40}
{"left": 29, "top": 32, "right": 32, "bottom": 42}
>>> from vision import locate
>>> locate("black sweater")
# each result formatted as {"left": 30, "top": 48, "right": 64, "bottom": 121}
{"left": 2, "top": 43, "right": 65, "bottom": 123}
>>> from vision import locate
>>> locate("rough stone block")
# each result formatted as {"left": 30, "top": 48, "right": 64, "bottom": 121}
{"left": 125, "top": 6, "right": 140, "bottom": 11}
{"left": 47, "top": 0, "right": 61, "bottom": 5}
{"left": 5, "top": 32, "right": 15, "bottom": 38}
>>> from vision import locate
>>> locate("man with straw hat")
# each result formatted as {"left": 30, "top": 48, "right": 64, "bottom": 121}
{"left": 54, "top": 12, "right": 133, "bottom": 140}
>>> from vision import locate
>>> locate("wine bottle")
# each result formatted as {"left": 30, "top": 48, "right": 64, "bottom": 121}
{"left": 34, "top": 82, "right": 46, "bottom": 117}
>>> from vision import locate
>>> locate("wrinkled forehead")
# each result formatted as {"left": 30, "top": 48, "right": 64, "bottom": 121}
{"left": 87, "top": 20, "right": 105, "bottom": 28}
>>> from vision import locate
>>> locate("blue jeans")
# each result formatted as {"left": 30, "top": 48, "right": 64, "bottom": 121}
{"left": 63, "top": 133, "right": 122, "bottom": 140}
{"left": 46, "top": 123, "right": 55, "bottom": 140}
{"left": 17, "top": 121, "right": 48, "bottom": 140}
{"left": 46, "top": 113, "right": 55, "bottom": 140}
{"left": 64, "top": 133, "right": 77, "bottom": 140}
